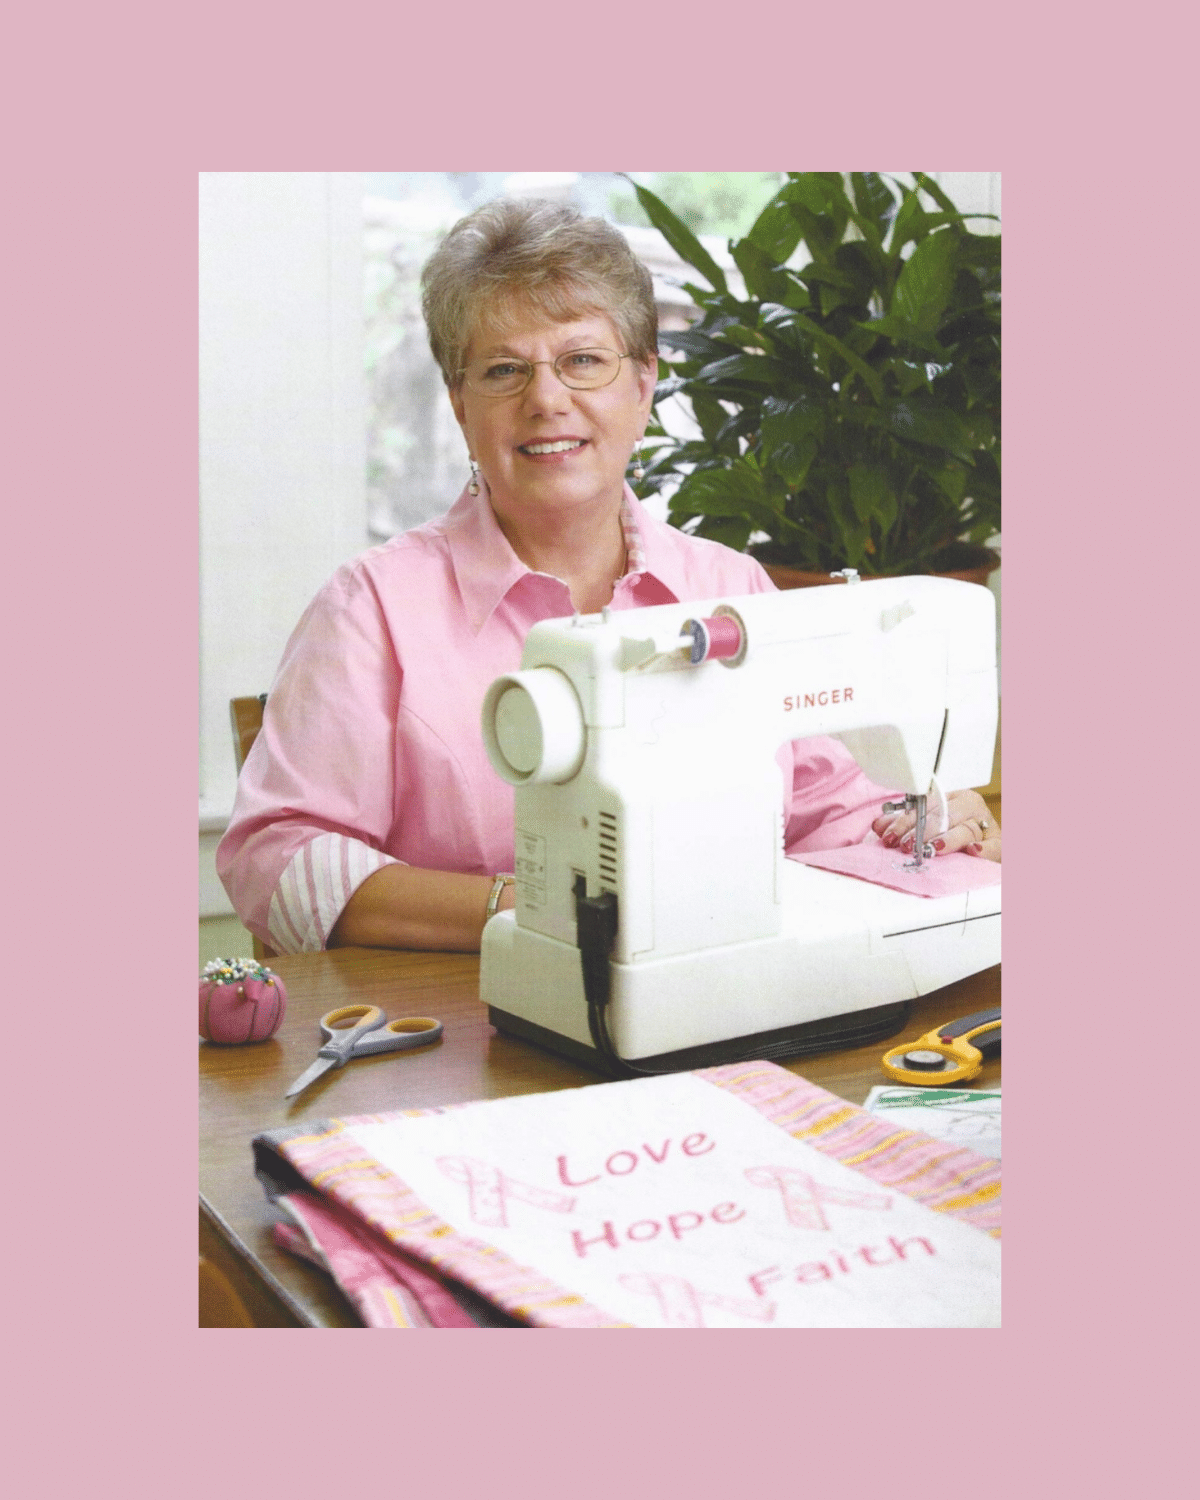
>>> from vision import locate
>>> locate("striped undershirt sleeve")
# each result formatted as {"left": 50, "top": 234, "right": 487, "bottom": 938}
{"left": 267, "top": 834, "right": 400, "bottom": 953}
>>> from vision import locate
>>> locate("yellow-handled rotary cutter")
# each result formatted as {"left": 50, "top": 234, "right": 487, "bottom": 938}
{"left": 882, "top": 1006, "right": 1000, "bottom": 1086}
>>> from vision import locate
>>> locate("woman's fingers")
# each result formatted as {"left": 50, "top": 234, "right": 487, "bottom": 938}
{"left": 874, "top": 792, "right": 1000, "bottom": 859}
{"left": 967, "top": 832, "right": 1002, "bottom": 863}
{"left": 874, "top": 812, "right": 911, "bottom": 846}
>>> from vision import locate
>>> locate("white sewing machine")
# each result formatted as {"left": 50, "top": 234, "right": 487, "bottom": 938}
{"left": 479, "top": 576, "right": 1000, "bottom": 1074}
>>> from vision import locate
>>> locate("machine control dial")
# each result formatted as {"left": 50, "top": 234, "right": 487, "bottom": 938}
{"left": 482, "top": 668, "right": 587, "bottom": 785}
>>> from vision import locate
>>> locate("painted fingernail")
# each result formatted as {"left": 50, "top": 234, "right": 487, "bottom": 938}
{"left": 933, "top": 839, "right": 946, "bottom": 852}
{"left": 968, "top": 842, "right": 983, "bottom": 854}
{"left": 883, "top": 833, "right": 897, "bottom": 847}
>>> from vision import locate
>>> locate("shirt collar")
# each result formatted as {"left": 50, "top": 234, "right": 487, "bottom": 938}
{"left": 443, "top": 482, "right": 682, "bottom": 632}
{"left": 622, "top": 492, "right": 694, "bottom": 603}
{"left": 441, "top": 482, "right": 533, "bottom": 632}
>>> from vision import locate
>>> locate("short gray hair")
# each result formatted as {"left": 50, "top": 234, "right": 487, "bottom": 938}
{"left": 421, "top": 198, "right": 658, "bottom": 386}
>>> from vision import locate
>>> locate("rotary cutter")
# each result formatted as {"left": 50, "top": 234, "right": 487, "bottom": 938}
{"left": 882, "top": 1007, "right": 1000, "bottom": 1086}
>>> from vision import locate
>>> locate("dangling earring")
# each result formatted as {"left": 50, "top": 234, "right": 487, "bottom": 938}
{"left": 631, "top": 441, "right": 645, "bottom": 482}
{"left": 468, "top": 459, "right": 481, "bottom": 496}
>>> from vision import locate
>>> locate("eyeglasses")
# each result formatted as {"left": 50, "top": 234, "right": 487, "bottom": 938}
{"left": 458, "top": 347, "right": 633, "bottom": 398}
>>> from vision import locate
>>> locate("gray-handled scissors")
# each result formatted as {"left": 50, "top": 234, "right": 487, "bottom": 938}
{"left": 284, "top": 1004, "right": 443, "bottom": 1100}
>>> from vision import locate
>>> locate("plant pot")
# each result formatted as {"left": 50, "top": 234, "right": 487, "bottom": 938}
{"left": 759, "top": 545, "right": 1000, "bottom": 591}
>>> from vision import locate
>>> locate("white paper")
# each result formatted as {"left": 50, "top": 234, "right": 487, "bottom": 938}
{"left": 862, "top": 1086, "right": 1001, "bottom": 1160}
{"left": 346, "top": 1074, "right": 1000, "bottom": 1328}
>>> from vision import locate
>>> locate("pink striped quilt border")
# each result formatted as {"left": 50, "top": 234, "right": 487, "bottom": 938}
{"left": 270, "top": 1063, "right": 1000, "bottom": 1327}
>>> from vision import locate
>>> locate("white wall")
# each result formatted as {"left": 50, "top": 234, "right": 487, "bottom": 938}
{"left": 199, "top": 172, "right": 369, "bottom": 914}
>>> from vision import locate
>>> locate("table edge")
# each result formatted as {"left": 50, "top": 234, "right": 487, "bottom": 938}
{"left": 200, "top": 1195, "right": 321, "bottom": 1329}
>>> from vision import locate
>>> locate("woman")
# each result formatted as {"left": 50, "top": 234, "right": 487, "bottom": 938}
{"left": 217, "top": 198, "right": 998, "bottom": 956}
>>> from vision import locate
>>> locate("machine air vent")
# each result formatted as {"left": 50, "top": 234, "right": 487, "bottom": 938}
{"left": 598, "top": 811, "right": 618, "bottom": 890}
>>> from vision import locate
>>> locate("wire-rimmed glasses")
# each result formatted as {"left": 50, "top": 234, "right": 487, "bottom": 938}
{"left": 458, "top": 347, "right": 633, "bottom": 398}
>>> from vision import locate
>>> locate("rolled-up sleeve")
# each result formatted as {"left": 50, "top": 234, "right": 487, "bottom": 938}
{"left": 216, "top": 565, "right": 404, "bottom": 951}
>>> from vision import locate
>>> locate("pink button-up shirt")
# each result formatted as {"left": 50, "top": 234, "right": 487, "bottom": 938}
{"left": 217, "top": 486, "right": 894, "bottom": 952}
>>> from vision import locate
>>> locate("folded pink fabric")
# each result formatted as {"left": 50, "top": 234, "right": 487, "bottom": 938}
{"left": 274, "top": 1188, "right": 478, "bottom": 1328}
{"left": 790, "top": 843, "right": 1001, "bottom": 898}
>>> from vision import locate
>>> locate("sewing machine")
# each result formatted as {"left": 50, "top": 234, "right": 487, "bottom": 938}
{"left": 479, "top": 576, "right": 1000, "bottom": 1075}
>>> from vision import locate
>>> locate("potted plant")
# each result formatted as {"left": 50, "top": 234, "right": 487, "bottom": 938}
{"left": 630, "top": 173, "right": 1000, "bottom": 584}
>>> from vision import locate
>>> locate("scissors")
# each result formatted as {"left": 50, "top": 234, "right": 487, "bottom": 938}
{"left": 284, "top": 1004, "right": 443, "bottom": 1100}
{"left": 881, "top": 1006, "right": 1000, "bottom": 1086}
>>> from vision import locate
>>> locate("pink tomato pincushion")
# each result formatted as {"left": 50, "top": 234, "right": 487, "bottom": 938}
{"left": 199, "top": 957, "right": 287, "bottom": 1044}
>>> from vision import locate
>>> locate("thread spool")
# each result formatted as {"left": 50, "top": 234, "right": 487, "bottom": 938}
{"left": 683, "top": 614, "right": 744, "bottom": 664}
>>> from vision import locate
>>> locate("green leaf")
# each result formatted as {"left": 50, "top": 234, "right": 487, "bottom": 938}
{"left": 760, "top": 402, "right": 825, "bottom": 488}
{"left": 930, "top": 463, "right": 967, "bottom": 504}
{"left": 891, "top": 230, "right": 958, "bottom": 332}
{"left": 668, "top": 462, "right": 796, "bottom": 538}
{"left": 785, "top": 313, "right": 885, "bottom": 401}
{"left": 887, "top": 190, "right": 930, "bottom": 266}
{"left": 855, "top": 314, "right": 948, "bottom": 357}
{"left": 745, "top": 188, "right": 805, "bottom": 264}
{"left": 780, "top": 274, "right": 812, "bottom": 311}
{"left": 719, "top": 322, "right": 772, "bottom": 352}
{"left": 691, "top": 351, "right": 786, "bottom": 388}
{"left": 627, "top": 180, "right": 728, "bottom": 294}
{"left": 848, "top": 464, "right": 897, "bottom": 530}
{"left": 912, "top": 172, "right": 957, "bottom": 216}
{"left": 653, "top": 373, "right": 689, "bottom": 403}
{"left": 833, "top": 240, "right": 881, "bottom": 305}
{"left": 689, "top": 393, "right": 735, "bottom": 449}
{"left": 849, "top": 173, "right": 896, "bottom": 247}
{"left": 730, "top": 237, "right": 791, "bottom": 302}
{"left": 767, "top": 432, "right": 819, "bottom": 491}
{"left": 714, "top": 405, "right": 762, "bottom": 449}
{"left": 957, "top": 231, "right": 1002, "bottom": 269}
{"left": 782, "top": 174, "right": 839, "bottom": 217}
{"left": 823, "top": 477, "right": 869, "bottom": 569}
{"left": 792, "top": 262, "right": 858, "bottom": 292}
{"left": 659, "top": 328, "right": 738, "bottom": 362}
{"left": 891, "top": 205, "right": 995, "bottom": 255}
{"left": 886, "top": 398, "right": 976, "bottom": 463}
{"left": 882, "top": 357, "right": 936, "bottom": 396}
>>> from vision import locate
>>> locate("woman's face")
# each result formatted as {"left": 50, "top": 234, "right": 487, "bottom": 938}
{"left": 449, "top": 306, "right": 656, "bottom": 522}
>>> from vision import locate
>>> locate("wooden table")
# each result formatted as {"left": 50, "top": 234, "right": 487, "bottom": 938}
{"left": 200, "top": 948, "right": 1000, "bottom": 1326}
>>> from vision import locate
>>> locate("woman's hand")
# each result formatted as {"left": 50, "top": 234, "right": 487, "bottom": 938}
{"left": 871, "top": 789, "right": 1000, "bottom": 862}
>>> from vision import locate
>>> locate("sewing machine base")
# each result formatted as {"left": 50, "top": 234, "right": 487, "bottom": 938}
{"left": 488, "top": 999, "right": 912, "bottom": 1080}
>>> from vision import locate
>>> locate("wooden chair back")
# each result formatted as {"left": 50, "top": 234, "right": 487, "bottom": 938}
{"left": 199, "top": 1255, "right": 256, "bottom": 1327}
{"left": 230, "top": 694, "right": 267, "bottom": 772}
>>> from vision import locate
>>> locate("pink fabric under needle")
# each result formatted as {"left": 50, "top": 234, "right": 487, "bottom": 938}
{"left": 789, "top": 843, "right": 1001, "bottom": 898}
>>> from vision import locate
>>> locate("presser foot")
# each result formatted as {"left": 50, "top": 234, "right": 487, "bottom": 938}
{"left": 487, "top": 1001, "right": 912, "bottom": 1081}
{"left": 884, "top": 793, "right": 934, "bottom": 870}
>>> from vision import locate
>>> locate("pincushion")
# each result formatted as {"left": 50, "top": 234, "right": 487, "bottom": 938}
{"left": 199, "top": 957, "right": 287, "bottom": 1045}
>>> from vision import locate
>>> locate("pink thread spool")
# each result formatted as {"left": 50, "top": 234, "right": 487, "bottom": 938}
{"left": 683, "top": 613, "right": 745, "bottom": 665}
{"left": 199, "top": 957, "right": 287, "bottom": 1045}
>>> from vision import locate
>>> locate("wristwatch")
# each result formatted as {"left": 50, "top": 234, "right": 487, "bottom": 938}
{"left": 486, "top": 874, "right": 515, "bottom": 920}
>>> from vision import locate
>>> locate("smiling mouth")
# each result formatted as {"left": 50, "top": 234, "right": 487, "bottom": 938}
{"left": 518, "top": 439, "right": 587, "bottom": 455}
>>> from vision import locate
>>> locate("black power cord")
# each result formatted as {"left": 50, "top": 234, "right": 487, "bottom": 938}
{"left": 574, "top": 879, "right": 672, "bottom": 1079}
